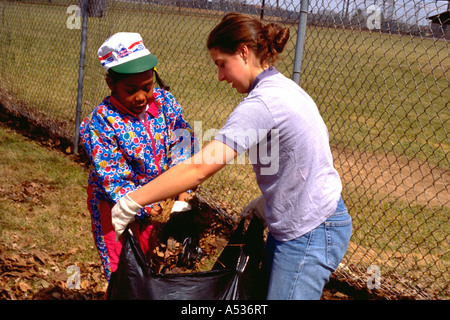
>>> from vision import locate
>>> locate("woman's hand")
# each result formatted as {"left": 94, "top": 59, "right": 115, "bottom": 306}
{"left": 240, "top": 194, "right": 266, "bottom": 226}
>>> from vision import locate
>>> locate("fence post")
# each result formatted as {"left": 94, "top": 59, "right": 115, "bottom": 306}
{"left": 292, "top": 0, "right": 309, "bottom": 84}
{"left": 260, "top": 0, "right": 265, "bottom": 20}
{"left": 73, "top": 0, "right": 88, "bottom": 154}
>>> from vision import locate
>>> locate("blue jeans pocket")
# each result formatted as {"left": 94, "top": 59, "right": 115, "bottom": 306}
{"left": 325, "top": 209, "right": 352, "bottom": 270}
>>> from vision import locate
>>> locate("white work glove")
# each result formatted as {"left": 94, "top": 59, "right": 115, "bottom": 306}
{"left": 112, "top": 193, "right": 142, "bottom": 241}
{"left": 240, "top": 195, "right": 266, "bottom": 224}
{"left": 170, "top": 201, "right": 192, "bottom": 213}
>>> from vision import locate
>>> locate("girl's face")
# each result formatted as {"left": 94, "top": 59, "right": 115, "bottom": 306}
{"left": 107, "top": 69, "right": 154, "bottom": 115}
{"left": 209, "top": 48, "right": 253, "bottom": 94}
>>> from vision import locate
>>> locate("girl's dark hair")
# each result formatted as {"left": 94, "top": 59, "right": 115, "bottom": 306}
{"left": 106, "top": 68, "right": 170, "bottom": 91}
{"left": 154, "top": 69, "right": 170, "bottom": 91}
{"left": 207, "top": 12, "right": 290, "bottom": 66}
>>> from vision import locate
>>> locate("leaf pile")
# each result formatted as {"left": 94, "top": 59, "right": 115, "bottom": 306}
{"left": 0, "top": 247, "right": 106, "bottom": 300}
{"left": 147, "top": 194, "right": 233, "bottom": 274}
{"left": 0, "top": 181, "right": 53, "bottom": 205}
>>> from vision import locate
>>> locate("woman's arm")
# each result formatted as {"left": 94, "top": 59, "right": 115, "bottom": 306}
{"left": 112, "top": 139, "right": 237, "bottom": 239}
{"left": 130, "top": 139, "right": 237, "bottom": 206}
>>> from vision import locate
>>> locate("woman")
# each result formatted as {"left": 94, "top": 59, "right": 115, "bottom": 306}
{"left": 112, "top": 13, "right": 352, "bottom": 300}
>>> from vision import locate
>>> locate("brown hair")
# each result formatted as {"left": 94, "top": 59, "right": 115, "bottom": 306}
{"left": 207, "top": 12, "right": 290, "bottom": 67}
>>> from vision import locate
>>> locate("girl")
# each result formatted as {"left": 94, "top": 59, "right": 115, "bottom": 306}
{"left": 79, "top": 32, "right": 197, "bottom": 282}
{"left": 112, "top": 14, "right": 352, "bottom": 299}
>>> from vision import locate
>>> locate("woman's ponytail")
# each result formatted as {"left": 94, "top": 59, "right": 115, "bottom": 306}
{"left": 207, "top": 12, "right": 290, "bottom": 67}
{"left": 258, "top": 23, "right": 290, "bottom": 65}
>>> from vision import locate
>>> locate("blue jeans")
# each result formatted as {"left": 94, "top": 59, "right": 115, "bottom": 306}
{"left": 265, "top": 197, "right": 352, "bottom": 300}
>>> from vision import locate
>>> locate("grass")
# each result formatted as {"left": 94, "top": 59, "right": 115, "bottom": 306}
{"left": 0, "top": 124, "right": 96, "bottom": 264}
{"left": 343, "top": 184, "right": 449, "bottom": 298}
{"left": 1, "top": 2, "right": 447, "bottom": 174}
{"left": 300, "top": 27, "right": 449, "bottom": 168}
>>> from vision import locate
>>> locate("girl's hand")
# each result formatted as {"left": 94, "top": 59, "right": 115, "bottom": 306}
{"left": 112, "top": 193, "right": 142, "bottom": 241}
{"left": 150, "top": 204, "right": 162, "bottom": 216}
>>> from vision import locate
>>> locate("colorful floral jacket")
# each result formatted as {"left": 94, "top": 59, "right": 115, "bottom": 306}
{"left": 79, "top": 88, "right": 197, "bottom": 279}
{"left": 80, "top": 88, "right": 197, "bottom": 210}
{"left": 80, "top": 88, "right": 198, "bottom": 209}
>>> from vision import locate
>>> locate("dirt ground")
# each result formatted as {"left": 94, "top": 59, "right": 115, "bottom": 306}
{"left": 0, "top": 219, "right": 379, "bottom": 300}
{"left": 0, "top": 175, "right": 367, "bottom": 300}
{"left": 332, "top": 146, "right": 448, "bottom": 208}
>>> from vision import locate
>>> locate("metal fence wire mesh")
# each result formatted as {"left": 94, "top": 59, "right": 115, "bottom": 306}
{"left": 0, "top": 0, "right": 448, "bottom": 299}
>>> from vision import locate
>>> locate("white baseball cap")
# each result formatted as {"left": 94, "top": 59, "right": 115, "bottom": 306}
{"left": 97, "top": 32, "right": 158, "bottom": 74}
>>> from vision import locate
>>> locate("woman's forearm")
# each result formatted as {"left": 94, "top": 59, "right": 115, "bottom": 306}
{"left": 129, "top": 140, "right": 236, "bottom": 206}
{"left": 130, "top": 160, "right": 209, "bottom": 206}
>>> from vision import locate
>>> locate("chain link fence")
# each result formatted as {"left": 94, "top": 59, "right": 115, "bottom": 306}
{"left": 0, "top": 0, "right": 448, "bottom": 299}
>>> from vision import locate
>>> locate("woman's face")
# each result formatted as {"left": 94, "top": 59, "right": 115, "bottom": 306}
{"left": 107, "top": 69, "right": 154, "bottom": 115}
{"left": 209, "top": 48, "right": 253, "bottom": 94}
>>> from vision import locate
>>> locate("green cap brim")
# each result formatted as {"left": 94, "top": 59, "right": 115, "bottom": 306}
{"left": 110, "top": 53, "right": 158, "bottom": 74}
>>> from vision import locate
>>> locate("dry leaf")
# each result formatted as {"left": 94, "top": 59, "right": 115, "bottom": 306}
{"left": 81, "top": 280, "right": 89, "bottom": 290}
{"left": 31, "top": 249, "right": 51, "bottom": 264}
{"left": 18, "top": 282, "right": 32, "bottom": 292}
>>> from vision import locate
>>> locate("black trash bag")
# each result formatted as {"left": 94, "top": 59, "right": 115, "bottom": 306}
{"left": 178, "top": 236, "right": 204, "bottom": 268}
{"left": 106, "top": 217, "right": 268, "bottom": 300}
{"left": 211, "top": 215, "right": 268, "bottom": 300}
